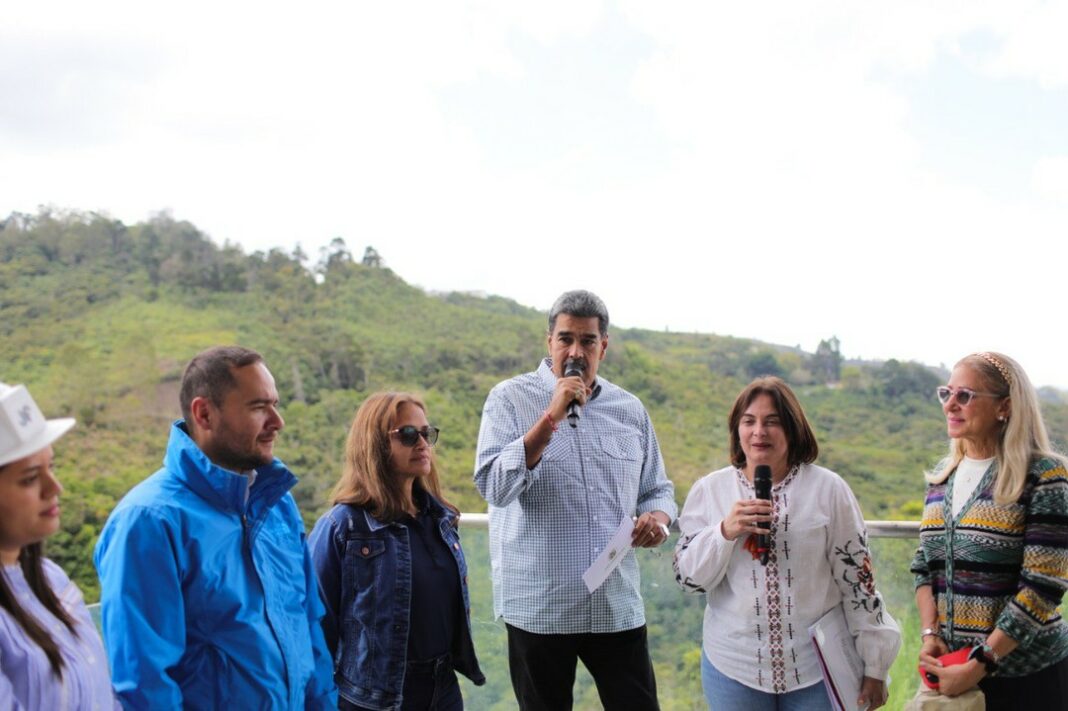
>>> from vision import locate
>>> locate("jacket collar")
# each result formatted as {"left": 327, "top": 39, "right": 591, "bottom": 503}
{"left": 358, "top": 489, "right": 457, "bottom": 532}
{"left": 165, "top": 420, "right": 297, "bottom": 518}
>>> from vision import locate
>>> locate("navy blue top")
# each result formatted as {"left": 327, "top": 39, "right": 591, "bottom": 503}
{"left": 403, "top": 494, "right": 462, "bottom": 662}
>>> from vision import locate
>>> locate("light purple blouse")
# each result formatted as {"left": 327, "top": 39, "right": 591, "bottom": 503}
{"left": 1, "top": 559, "right": 118, "bottom": 710}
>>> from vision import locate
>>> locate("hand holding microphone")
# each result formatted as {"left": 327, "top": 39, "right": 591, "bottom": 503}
{"left": 719, "top": 496, "right": 773, "bottom": 542}
{"left": 720, "top": 466, "right": 773, "bottom": 558}
{"left": 547, "top": 362, "right": 589, "bottom": 429}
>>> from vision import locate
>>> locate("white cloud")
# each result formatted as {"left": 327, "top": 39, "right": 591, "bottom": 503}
{"left": 1032, "top": 156, "right": 1068, "bottom": 203}
{"left": 983, "top": 1, "right": 1068, "bottom": 88}
{"left": 2, "top": 1, "right": 1067, "bottom": 387}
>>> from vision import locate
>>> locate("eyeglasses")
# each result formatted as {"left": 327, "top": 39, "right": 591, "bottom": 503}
{"left": 935, "top": 386, "right": 1002, "bottom": 407}
{"left": 389, "top": 425, "right": 440, "bottom": 447}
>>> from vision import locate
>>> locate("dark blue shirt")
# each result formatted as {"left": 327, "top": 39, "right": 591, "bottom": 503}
{"left": 404, "top": 496, "right": 462, "bottom": 662}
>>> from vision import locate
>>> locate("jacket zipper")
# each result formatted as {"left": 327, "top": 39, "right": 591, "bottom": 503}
{"left": 243, "top": 513, "right": 292, "bottom": 699}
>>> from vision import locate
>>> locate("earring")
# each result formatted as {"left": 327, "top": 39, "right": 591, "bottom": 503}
{"left": 997, "top": 416, "right": 1006, "bottom": 422}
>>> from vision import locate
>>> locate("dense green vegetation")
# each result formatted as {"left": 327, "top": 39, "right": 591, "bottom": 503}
{"left": 4, "top": 209, "right": 1066, "bottom": 708}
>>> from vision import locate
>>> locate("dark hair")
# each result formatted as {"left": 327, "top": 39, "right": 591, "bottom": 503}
{"left": 331, "top": 392, "right": 458, "bottom": 524}
{"left": 179, "top": 346, "right": 264, "bottom": 425}
{"left": 728, "top": 376, "right": 819, "bottom": 469}
{"left": 0, "top": 541, "right": 78, "bottom": 678}
{"left": 548, "top": 290, "right": 609, "bottom": 337}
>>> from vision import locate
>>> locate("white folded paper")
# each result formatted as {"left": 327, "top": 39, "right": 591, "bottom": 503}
{"left": 582, "top": 517, "right": 634, "bottom": 593}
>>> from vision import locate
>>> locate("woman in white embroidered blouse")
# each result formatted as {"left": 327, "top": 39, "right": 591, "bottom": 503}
{"left": 674, "top": 376, "right": 901, "bottom": 710}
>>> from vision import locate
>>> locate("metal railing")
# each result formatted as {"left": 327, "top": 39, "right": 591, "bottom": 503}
{"left": 460, "top": 512, "right": 921, "bottom": 539}
{"left": 84, "top": 516, "right": 923, "bottom": 708}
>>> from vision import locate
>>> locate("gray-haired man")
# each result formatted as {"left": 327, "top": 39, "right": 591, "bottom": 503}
{"left": 475, "top": 290, "right": 677, "bottom": 711}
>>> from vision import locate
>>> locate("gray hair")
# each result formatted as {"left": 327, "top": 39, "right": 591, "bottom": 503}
{"left": 548, "top": 290, "right": 609, "bottom": 337}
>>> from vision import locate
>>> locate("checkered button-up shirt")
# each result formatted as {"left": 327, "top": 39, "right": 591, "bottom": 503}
{"left": 474, "top": 358, "right": 677, "bottom": 634}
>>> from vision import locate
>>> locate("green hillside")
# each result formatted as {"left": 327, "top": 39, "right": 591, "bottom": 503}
{"left": 4, "top": 209, "right": 1067, "bottom": 707}
{"left": 4, "top": 208, "right": 1067, "bottom": 595}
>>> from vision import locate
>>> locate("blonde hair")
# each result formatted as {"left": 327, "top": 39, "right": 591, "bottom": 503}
{"left": 928, "top": 352, "right": 1066, "bottom": 504}
{"left": 330, "top": 392, "right": 457, "bottom": 523}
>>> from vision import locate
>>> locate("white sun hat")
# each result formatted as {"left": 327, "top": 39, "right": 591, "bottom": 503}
{"left": 0, "top": 382, "right": 76, "bottom": 468}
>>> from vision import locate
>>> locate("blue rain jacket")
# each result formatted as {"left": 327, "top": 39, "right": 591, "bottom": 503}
{"left": 94, "top": 422, "right": 337, "bottom": 709}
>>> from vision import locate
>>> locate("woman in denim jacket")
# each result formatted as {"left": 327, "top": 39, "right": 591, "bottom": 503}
{"left": 310, "top": 392, "right": 484, "bottom": 711}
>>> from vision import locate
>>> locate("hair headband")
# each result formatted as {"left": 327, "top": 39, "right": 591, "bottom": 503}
{"left": 976, "top": 352, "right": 1013, "bottom": 388}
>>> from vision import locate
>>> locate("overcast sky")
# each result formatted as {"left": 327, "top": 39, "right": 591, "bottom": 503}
{"left": 3, "top": 1, "right": 1067, "bottom": 387}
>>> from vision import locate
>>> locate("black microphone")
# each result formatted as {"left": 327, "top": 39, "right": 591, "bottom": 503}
{"left": 754, "top": 465, "right": 772, "bottom": 565}
{"left": 564, "top": 358, "right": 585, "bottom": 429}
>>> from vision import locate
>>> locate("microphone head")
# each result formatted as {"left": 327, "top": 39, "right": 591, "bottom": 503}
{"left": 753, "top": 465, "right": 773, "bottom": 501}
{"left": 563, "top": 358, "right": 586, "bottom": 379}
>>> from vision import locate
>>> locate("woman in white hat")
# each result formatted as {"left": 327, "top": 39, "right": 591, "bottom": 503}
{"left": 0, "top": 382, "right": 118, "bottom": 709}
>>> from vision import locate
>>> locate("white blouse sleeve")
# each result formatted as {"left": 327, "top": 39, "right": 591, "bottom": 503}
{"left": 673, "top": 474, "right": 740, "bottom": 593}
{"left": 825, "top": 476, "right": 902, "bottom": 680}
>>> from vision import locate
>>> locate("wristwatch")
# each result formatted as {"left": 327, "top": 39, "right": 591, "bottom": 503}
{"left": 920, "top": 627, "right": 941, "bottom": 640}
{"left": 968, "top": 644, "right": 1001, "bottom": 674}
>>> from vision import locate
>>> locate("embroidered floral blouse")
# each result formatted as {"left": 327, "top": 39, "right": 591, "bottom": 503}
{"left": 674, "top": 463, "right": 901, "bottom": 693}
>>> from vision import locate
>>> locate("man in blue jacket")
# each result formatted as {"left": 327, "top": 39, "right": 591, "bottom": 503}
{"left": 94, "top": 346, "right": 337, "bottom": 709}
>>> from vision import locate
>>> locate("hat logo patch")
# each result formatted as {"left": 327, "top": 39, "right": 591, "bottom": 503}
{"left": 17, "top": 405, "right": 32, "bottom": 427}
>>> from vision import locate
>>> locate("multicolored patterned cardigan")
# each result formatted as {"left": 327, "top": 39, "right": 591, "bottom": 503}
{"left": 910, "top": 456, "right": 1068, "bottom": 676}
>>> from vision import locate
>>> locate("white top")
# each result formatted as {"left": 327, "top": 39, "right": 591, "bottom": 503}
{"left": 674, "top": 463, "right": 901, "bottom": 694}
{"left": 244, "top": 469, "right": 257, "bottom": 505}
{"left": 951, "top": 456, "right": 994, "bottom": 517}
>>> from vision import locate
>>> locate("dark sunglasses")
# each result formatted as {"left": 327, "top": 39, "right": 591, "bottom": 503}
{"left": 935, "top": 386, "right": 1001, "bottom": 407}
{"left": 389, "top": 425, "right": 439, "bottom": 447}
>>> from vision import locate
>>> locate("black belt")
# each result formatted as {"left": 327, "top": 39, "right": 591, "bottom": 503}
{"left": 405, "top": 652, "right": 452, "bottom": 676}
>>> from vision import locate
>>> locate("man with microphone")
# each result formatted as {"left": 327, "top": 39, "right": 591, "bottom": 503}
{"left": 475, "top": 289, "right": 676, "bottom": 711}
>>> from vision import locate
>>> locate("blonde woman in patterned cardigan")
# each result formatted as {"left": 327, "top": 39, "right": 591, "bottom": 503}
{"left": 675, "top": 377, "right": 900, "bottom": 711}
{"left": 912, "top": 352, "right": 1068, "bottom": 708}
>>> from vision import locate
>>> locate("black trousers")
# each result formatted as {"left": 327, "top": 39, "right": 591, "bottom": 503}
{"left": 340, "top": 653, "right": 462, "bottom": 711}
{"left": 979, "top": 654, "right": 1068, "bottom": 711}
{"left": 506, "top": 623, "right": 660, "bottom": 711}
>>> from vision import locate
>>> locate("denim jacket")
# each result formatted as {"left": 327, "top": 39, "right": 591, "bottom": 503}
{"left": 309, "top": 495, "right": 485, "bottom": 710}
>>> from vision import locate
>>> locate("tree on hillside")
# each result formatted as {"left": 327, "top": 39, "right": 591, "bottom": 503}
{"left": 814, "top": 336, "right": 843, "bottom": 383}
{"left": 292, "top": 243, "right": 308, "bottom": 266}
{"left": 319, "top": 237, "right": 353, "bottom": 274}
{"left": 747, "top": 350, "right": 784, "bottom": 379}
{"left": 361, "top": 246, "right": 383, "bottom": 268}
{"left": 248, "top": 248, "right": 315, "bottom": 324}
{"left": 875, "top": 359, "right": 940, "bottom": 399}
{"left": 152, "top": 215, "right": 248, "bottom": 293}
{"left": 134, "top": 225, "right": 164, "bottom": 286}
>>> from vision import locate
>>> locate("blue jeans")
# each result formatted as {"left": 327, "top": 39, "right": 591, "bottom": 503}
{"left": 701, "top": 652, "right": 833, "bottom": 711}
